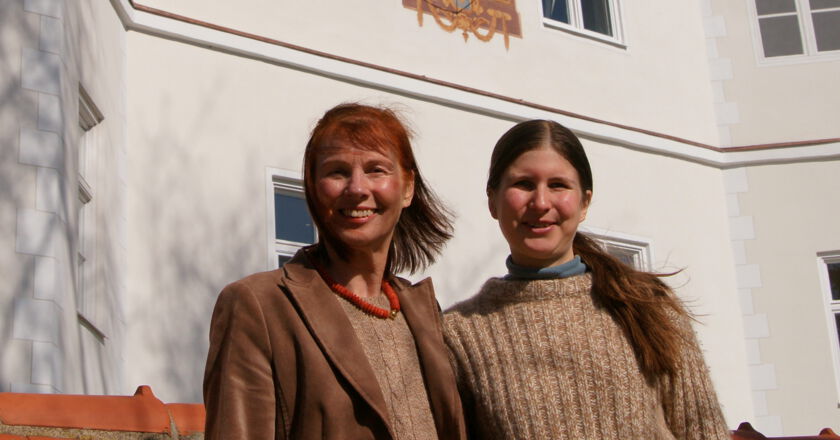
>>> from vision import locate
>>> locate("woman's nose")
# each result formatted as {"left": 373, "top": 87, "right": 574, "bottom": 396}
{"left": 345, "top": 169, "right": 369, "bottom": 197}
{"left": 530, "top": 186, "right": 550, "bottom": 210}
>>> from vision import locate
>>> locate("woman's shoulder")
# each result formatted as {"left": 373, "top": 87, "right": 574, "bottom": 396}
{"left": 232, "top": 267, "right": 286, "bottom": 286}
{"left": 444, "top": 273, "right": 593, "bottom": 317}
{"left": 217, "top": 249, "right": 314, "bottom": 300}
{"left": 215, "top": 268, "right": 288, "bottom": 305}
{"left": 442, "top": 277, "right": 509, "bottom": 320}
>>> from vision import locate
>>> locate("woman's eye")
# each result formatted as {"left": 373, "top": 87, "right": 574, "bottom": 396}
{"left": 549, "top": 181, "right": 569, "bottom": 189}
{"left": 323, "top": 167, "right": 348, "bottom": 178}
{"left": 512, "top": 180, "right": 533, "bottom": 189}
{"left": 368, "top": 165, "right": 390, "bottom": 175}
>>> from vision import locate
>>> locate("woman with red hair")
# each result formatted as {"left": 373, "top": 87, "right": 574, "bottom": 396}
{"left": 203, "top": 103, "right": 466, "bottom": 440}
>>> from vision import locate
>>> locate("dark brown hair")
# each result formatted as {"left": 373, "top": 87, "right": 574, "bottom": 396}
{"left": 487, "top": 119, "right": 690, "bottom": 380}
{"left": 303, "top": 103, "right": 454, "bottom": 274}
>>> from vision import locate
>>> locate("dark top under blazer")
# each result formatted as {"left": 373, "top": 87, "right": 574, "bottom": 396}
{"left": 203, "top": 249, "right": 467, "bottom": 440}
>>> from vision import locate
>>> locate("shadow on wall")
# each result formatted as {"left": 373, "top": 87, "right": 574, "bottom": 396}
{"left": 0, "top": 1, "right": 53, "bottom": 393}
{"left": 126, "top": 82, "right": 266, "bottom": 403}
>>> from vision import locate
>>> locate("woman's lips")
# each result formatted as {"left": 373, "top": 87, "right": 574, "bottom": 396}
{"left": 523, "top": 221, "right": 556, "bottom": 233}
{"left": 340, "top": 208, "right": 377, "bottom": 219}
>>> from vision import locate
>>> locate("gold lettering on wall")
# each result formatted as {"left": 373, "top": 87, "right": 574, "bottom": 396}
{"left": 403, "top": 0, "right": 522, "bottom": 49}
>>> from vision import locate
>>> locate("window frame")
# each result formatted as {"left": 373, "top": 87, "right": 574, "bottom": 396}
{"left": 266, "top": 168, "right": 316, "bottom": 269}
{"left": 579, "top": 226, "right": 653, "bottom": 271}
{"left": 540, "top": 0, "right": 627, "bottom": 48}
{"left": 76, "top": 84, "right": 109, "bottom": 394}
{"left": 747, "top": 0, "right": 840, "bottom": 65}
{"left": 76, "top": 85, "right": 101, "bottom": 322}
{"left": 817, "top": 251, "right": 840, "bottom": 403}
{"left": 76, "top": 179, "right": 93, "bottom": 317}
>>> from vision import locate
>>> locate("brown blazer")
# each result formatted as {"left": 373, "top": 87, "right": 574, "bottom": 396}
{"left": 203, "top": 249, "right": 467, "bottom": 440}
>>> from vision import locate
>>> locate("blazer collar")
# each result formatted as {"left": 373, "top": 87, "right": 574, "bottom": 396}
{"left": 281, "top": 249, "right": 394, "bottom": 437}
{"left": 397, "top": 277, "right": 466, "bottom": 440}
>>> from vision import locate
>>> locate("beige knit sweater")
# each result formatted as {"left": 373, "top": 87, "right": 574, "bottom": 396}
{"left": 443, "top": 273, "right": 730, "bottom": 440}
{"left": 339, "top": 293, "right": 438, "bottom": 440}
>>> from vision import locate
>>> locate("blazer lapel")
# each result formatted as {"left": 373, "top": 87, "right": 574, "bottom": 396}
{"left": 399, "top": 278, "right": 466, "bottom": 440}
{"left": 280, "top": 252, "right": 394, "bottom": 437}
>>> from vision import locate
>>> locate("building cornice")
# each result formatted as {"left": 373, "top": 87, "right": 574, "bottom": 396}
{"left": 111, "top": 0, "right": 840, "bottom": 168}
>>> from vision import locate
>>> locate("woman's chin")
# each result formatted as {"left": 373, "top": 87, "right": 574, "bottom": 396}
{"left": 333, "top": 233, "right": 392, "bottom": 254}
{"left": 512, "top": 247, "right": 573, "bottom": 268}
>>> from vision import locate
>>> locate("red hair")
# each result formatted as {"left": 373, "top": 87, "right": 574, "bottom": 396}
{"left": 303, "top": 103, "right": 453, "bottom": 274}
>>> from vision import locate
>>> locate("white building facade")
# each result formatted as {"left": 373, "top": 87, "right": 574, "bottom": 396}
{"left": 1, "top": 0, "right": 838, "bottom": 435}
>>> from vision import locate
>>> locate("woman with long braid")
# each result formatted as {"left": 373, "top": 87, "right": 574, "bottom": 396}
{"left": 444, "top": 119, "right": 730, "bottom": 440}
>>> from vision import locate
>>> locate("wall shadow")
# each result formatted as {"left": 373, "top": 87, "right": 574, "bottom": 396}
{"left": 0, "top": 0, "right": 47, "bottom": 393}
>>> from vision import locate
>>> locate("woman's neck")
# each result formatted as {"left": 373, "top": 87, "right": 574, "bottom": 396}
{"left": 320, "top": 244, "right": 389, "bottom": 298}
{"left": 505, "top": 255, "right": 587, "bottom": 280}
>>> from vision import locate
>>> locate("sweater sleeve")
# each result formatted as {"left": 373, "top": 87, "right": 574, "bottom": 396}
{"left": 658, "top": 316, "right": 731, "bottom": 440}
{"left": 443, "top": 314, "right": 483, "bottom": 440}
{"left": 203, "top": 281, "right": 281, "bottom": 440}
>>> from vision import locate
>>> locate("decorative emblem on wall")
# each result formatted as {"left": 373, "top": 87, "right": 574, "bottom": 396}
{"left": 403, "top": 0, "right": 521, "bottom": 49}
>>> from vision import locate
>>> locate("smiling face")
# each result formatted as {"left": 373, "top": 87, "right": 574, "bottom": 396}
{"left": 489, "top": 145, "right": 591, "bottom": 268}
{"left": 312, "top": 140, "right": 414, "bottom": 255}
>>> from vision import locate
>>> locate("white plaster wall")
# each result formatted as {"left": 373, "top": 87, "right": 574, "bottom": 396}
{"left": 0, "top": 0, "right": 40, "bottom": 392}
{"left": 125, "top": 29, "right": 752, "bottom": 429}
{"left": 68, "top": 0, "right": 130, "bottom": 396}
{"left": 133, "top": 0, "right": 721, "bottom": 145}
{"left": 3, "top": 0, "right": 78, "bottom": 395}
{"left": 710, "top": 0, "right": 840, "bottom": 145}
{"left": 735, "top": 161, "right": 840, "bottom": 435}
{"left": 0, "top": 0, "right": 127, "bottom": 395}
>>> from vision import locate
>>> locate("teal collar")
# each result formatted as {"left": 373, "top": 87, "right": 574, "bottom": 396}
{"left": 505, "top": 255, "right": 587, "bottom": 280}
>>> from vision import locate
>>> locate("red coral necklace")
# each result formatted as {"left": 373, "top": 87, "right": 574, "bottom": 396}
{"left": 306, "top": 250, "right": 400, "bottom": 320}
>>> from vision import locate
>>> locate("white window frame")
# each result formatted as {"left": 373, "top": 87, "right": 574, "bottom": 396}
{"left": 817, "top": 252, "right": 840, "bottom": 403}
{"left": 540, "top": 0, "right": 626, "bottom": 48}
{"left": 265, "top": 168, "right": 316, "bottom": 269}
{"left": 747, "top": 0, "right": 840, "bottom": 65}
{"left": 76, "top": 84, "right": 102, "bottom": 324}
{"left": 76, "top": 179, "right": 93, "bottom": 316}
{"left": 77, "top": 84, "right": 108, "bottom": 395}
{"left": 580, "top": 226, "right": 653, "bottom": 271}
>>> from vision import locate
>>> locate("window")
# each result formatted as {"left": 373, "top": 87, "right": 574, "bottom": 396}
{"left": 541, "top": 0, "right": 623, "bottom": 43}
{"left": 268, "top": 169, "right": 316, "bottom": 268}
{"left": 76, "top": 84, "right": 102, "bottom": 318}
{"left": 77, "top": 84, "right": 107, "bottom": 394}
{"left": 76, "top": 180, "right": 92, "bottom": 315}
{"left": 818, "top": 253, "right": 840, "bottom": 399}
{"left": 77, "top": 314, "right": 107, "bottom": 394}
{"left": 752, "top": 0, "right": 840, "bottom": 59}
{"left": 581, "top": 227, "right": 651, "bottom": 271}
{"left": 827, "top": 260, "right": 840, "bottom": 340}
{"left": 602, "top": 240, "right": 648, "bottom": 270}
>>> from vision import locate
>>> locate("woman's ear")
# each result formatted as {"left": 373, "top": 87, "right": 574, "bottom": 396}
{"left": 579, "top": 189, "right": 593, "bottom": 222}
{"left": 402, "top": 171, "right": 415, "bottom": 208}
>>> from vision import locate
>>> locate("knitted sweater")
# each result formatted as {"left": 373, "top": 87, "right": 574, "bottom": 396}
{"left": 443, "top": 273, "right": 730, "bottom": 440}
